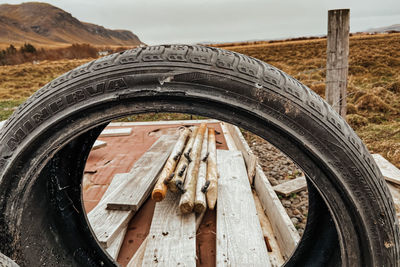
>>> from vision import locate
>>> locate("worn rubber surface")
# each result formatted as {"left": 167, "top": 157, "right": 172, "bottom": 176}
{"left": 0, "top": 45, "right": 398, "bottom": 266}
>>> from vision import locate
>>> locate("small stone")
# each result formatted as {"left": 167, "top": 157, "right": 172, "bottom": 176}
{"left": 282, "top": 200, "right": 291, "bottom": 207}
{"left": 291, "top": 217, "right": 299, "bottom": 225}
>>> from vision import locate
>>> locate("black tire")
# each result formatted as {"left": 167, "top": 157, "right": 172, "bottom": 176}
{"left": 0, "top": 45, "right": 398, "bottom": 266}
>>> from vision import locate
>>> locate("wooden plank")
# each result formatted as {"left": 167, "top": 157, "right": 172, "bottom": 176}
{"left": 225, "top": 124, "right": 258, "bottom": 184}
{"left": 92, "top": 140, "right": 107, "bottom": 150}
{"left": 87, "top": 135, "right": 178, "bottom": 247}
{"left": 325, "top": 9, "right": 350, "bottom": 117}
{"left": 108, "top": 119, "right": 220, "bottom": 127}
{"left": 0, "top": 120, "right": 5, "bottom": 130}
{"left": 220, "top": 122, "right": 237, "bottom": 150}
{"left": 272, "top": 176, "right": 307, "bottom": 197}
{"left": 216, "top": 149, "right": 270, "bottom": 266}
{"left": 100, "top": 127, "right": 132, "bottom": 137}
{"left": 254, "top": 166, "right": 300, "bottom": 259}
{"left": 387, "top": 183, "right": 400, "bottom": 219}
{"left": 225, "top": 123, "right": 300, "bottom": 259}
{"left": 253, "top": 191, "right": 285, "bottom": 267}
{"left": 91, "top": 174, "right": 129, "bottom": 259}
{"left": 0, "top": 252, "right": 18, "bottom": 267}
{"left": 106, "top": 227, "right": 127, "bottom": 259}
{"left": 127, "top": 209, "right": 206, "bottom": 267}
{"left": 142, "top": 192, "right": 196, "bottom": 266}
{"left": 106, "top": 135, "right": 178, "bottom": 210}
{"left": 372, "top": 154, "right": 400, "bottom": 185}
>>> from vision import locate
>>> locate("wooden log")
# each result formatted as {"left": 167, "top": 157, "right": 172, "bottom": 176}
{"left": 325, "top": 9, "right": 350, "bottom": 117}
{"left": 142, "top": 192, "right": 196, "bottom": 266}
{"left": 206, "top": 128, "right": 218, "bottom": 209}
{"left": 372, "top": 154, "right": 400, "bottom": 185}
{"left": 151, "top": 127, "right": 191, "bottom": 202}
{"left": 216, "top": 150, "right": 270, "bottom": 266}
{"left": 225, "top": 123, "right": 300, "bottom": 259}
{"left": 194, "top": 129, "right": 209, "bottom": 213}
{"left": 88, "top": 135, "right": 178, "bottom": 247}
{"left": 100, "top": 127, "right": 132, "bottom": 137}
{"left": 169, "top": 126, "right": 199, "bottom": 193}
{"left": 179, "top": 123, "right": 207, "bottom": 213}
{"left": 272, "top": 176, "right": 307, "bottom": 197}
{"left": 92, "top": 140, "right": 107, "bottom": 150}
{"left": 127, "top": 207, "right": 206, "bottom": 267}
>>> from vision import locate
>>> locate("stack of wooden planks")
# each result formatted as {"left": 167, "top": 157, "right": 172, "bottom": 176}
{"left": 86, "top": 121, "right": 300, "bottom": 266}
{"left": 84, "top": 120, "right": 400, "bottom": 266}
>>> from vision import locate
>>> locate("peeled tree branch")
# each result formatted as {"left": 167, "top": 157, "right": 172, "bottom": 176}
{"left": 151, "top": 127, "right": 191, "bottom": 202}
{"left": 168, "top": 126, "right": 199, "bottom": 193}
{"left": 194, "top": 129, "right": 209, "bottom": 213}
{"left": 179, "top": 123, "right": 207, "bottom": 214}
{"left": 206, "top": 128, "right": 218, "bottom": 210}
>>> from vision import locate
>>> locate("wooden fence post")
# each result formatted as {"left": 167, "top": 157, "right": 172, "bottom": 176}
{"left": 325, "top": 9, "right": 350, "bottom": 117}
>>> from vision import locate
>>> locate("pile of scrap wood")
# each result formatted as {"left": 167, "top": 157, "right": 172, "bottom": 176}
{"left": 86, "top": 121, "right": 278, "bottom": 266}
{"left": 151, "top": 122, "right": 219, "bottom": 214}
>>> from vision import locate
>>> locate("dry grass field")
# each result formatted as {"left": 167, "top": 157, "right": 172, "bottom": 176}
{"left": 0, "top": 33, "right": 399, "bottom": 167}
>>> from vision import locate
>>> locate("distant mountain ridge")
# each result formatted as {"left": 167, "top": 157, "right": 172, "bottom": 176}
{"left": 365, "top": 24, "right": 400, "bottom": 33}
{"left": 0, "top": 2, "right": 143, "bottom": 48}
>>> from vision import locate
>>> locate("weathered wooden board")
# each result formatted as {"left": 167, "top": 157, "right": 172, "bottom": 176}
{"left": 87, "top": 174, "right": 132, "bottom": 248}
{"left": 372, "top": 154, "right": 400, "bottom": 185}
{"left": 100, "top": 128, "right": 132, "bottom": 137}
{"left": 252, "top": 191, "right": 285, "bottom": 267}
{"left": 220, "top": 122, "right": 237, "bottom": 151}
{"left": 216, "top": 149, "right": 270, "bottom": 266}
{"left": 127, "top": 209, "right": 206, "bottom": 267}
{"left": 106, "top": 227, "right": 127, "bottom": 259}
{"left": 93, "top": 174, "right": 129, "bottom": 259}
{"left": 225, "top": 123, "right": 300, "bottom": 259}
{"left": 92, "top": 140, "right": 107, "bottom": 150}
{"left": 272, "top": 176, "right": 307, "bottom": 197}
{"left": 225, "top": 123, "right": 257, "bottom": 184}
{"left": 88, "top": 135, "right": 177, "bottom": 247}
{"left": 387, "top": 183, "right": 400, "bottom": 219}
{"left": 109, "top": 119, "right": 219, "bottom": 127}
{"left": 142, "top": 192, "right": 196, "bottom": 266}
{"left": 106, "top": 135, "right": 178, "bottom": 210}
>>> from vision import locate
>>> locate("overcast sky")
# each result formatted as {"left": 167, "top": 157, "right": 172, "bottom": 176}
{"left": 1, "top": 0, "right": 400, "bottom": 44}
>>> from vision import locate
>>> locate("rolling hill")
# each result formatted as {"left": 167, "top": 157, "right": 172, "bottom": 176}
{"left": 366, "top": 24, "right": 400, "bottom": 33}
{"left": 0, "top": 2, "right": 143, "bottom": 48}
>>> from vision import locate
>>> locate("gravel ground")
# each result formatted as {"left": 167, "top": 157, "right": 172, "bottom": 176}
{"left": 243, "top": 131, "right": 308, "bottom": 236}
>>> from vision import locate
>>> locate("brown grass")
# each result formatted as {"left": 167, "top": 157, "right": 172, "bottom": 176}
{"left": 216, "top": 33, "right": 400, "bottom": 167}
{"left": 0, "top": 59, "right": 91, "bottom": 99}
